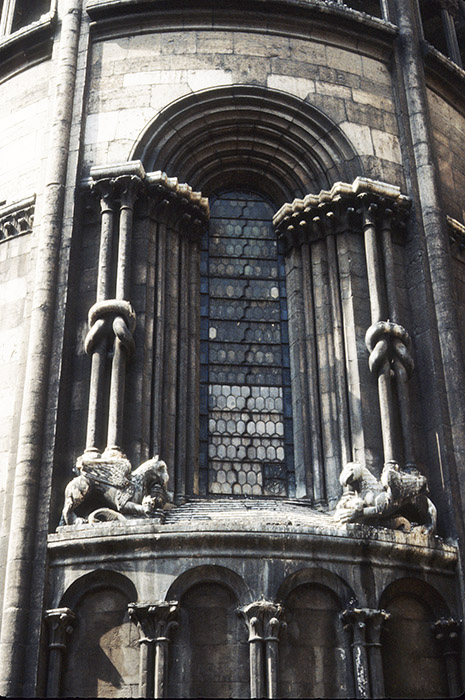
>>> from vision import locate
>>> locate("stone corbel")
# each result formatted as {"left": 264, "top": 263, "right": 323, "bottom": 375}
{"left": 432, "top": 617, "right": 463, "bottom": 697}
{"left": 341, "top": 604, "right": 390, "bottom": 699}
{"left": 128, "top": 601, "right": 179, "bottom": 699}
{"left": 44, "top": 607, "right": 75, "bottom": 698}
{"left": 239, "top": 601, "right": 285, "bottom": 699}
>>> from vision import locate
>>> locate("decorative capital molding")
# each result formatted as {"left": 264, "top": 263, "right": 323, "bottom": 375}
{"left": 44, "top": 608, "right": 75, "bottom": 650}
{"left": 83, "top": 162, "right": 209, "bottom": 235}
{"left": 0, "top": 195, "right": 35, "bottom": 241}
{"left": 273, "top": 178, "right": 410, "bottom": 251}
{"left": 239, "top": 600, "right": 285, "bottom": 641}
{"left": 432, "top": 617, "right": 462, "bottom": 650}
{"left": 341, "top": 604, "right": 390, "bottom": 631}
{"left": 128, "top": 601, "right": 180, "bottom": 644}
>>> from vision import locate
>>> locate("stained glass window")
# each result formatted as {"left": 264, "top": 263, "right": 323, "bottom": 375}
{"left": 200, "top": 191, "right": 294, "bottom": 497}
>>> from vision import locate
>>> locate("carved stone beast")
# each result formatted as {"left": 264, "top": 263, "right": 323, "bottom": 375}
{"left": 333, "top": 461, "right": 437, "bottom": 534}
{"left": 60, "top": 448, "right": 171, "bottom": 525}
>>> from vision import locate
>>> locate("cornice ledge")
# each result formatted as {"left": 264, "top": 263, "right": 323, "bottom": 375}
{"left": 0, "top": 1, "right": 57, "bottom": 61}
{"left": 273, "top": 177, "right": 410, "bottom": 228}
{"left": 83, "top": 161, "right": 210, "bottom": 219}
{"left": 85, "top": 0, "right": 398, "bottom": 39}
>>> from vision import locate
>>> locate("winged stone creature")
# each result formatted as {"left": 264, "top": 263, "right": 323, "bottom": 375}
{"left": 60, "top": 448, "right": 171, "bottom": 525}
{"left": 333, "top": 461, "right": 437, "bottom": 534}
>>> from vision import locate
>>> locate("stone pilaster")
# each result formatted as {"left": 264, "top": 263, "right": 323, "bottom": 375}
{"left": 432, "top": 617, "right": 462, "bottom": 697}
{"left": 240, "top": 601, "right": 285, "bottom": 699}
{"left": 341, "top": 604, "right": 390, "bottom": 699}
{"left": 44, "top": 608, "right": 75, "bottom": 698}
{"left": 128, "top": 601, "right": 179, "bottom": 699}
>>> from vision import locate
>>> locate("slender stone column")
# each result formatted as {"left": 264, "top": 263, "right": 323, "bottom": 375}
{"left": 362, "top": 199, "right": 396, "bottom": 466}
{"left": 107, "top": 175, "right": 142, "bottom": 449}
{"left": 44, "top": 608, "right": 75, "bottom": 698}
{"left": 432, "top": 617, "right": 463, "bottom": 698}
{"left": 85, "top": 178, "right": 116, "bottom": 453}
{"left": 380, "top": 208, "right": 415, "bottom": 468}
{"left": 128, "top": 601, "right": 179, "bottom": 698}
{"left": 341, "top": 605, "right": 390, "bottom": 699}
{"left": 0, "top": 2, "right": 83, "bottom": 695}
{"left": 240, "top": 601, "right": 284, "bottom": 699}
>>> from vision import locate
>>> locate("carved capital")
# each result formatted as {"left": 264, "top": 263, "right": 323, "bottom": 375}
{"left": 274, "top": 178, "right": 410, "bottom": 252}
{"left": 239, "top": 601, "right": 285, "bottom": 641}
{"left": 44, "top": 608, "right": 75, "bottom": 650}
{"left": 114, "top": 174, "right": 144, "bottom": 209}
{"left": 91, "top": 177, "right": 116, "bottom": 214}
{"left": 128, "top": 601, "right": 179, "bottom": 645}
{"left": 432, "top": 617, "right": 462, "bottom": 653}
{"left": 342, "top": 604, "right": 390, "bottom": 645}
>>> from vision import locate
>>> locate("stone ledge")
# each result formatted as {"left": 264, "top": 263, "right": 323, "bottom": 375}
{"left": 85, "top": 0, "right": 398, "bottom": 47}
{"left": 0, "top": 5, "right": 56, "bottom": 81}
{"left": 48, "top": 500, "right": 457, "bottom": 574}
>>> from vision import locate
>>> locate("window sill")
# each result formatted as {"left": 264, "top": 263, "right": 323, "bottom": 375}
{"left": 0, "top": 6, "right": 57, "bottom": 82}
{"left": 422, "top": 39, "right": 465, "bottom": 103}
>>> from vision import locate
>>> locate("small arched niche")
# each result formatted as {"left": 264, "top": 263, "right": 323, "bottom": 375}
{"left": 277, "top": 569, "right": 354, "bottom": 698}
{"left": 379, "top": 578, "right": 450, "bottom": 698}
{"left": 59, "top": 571, "right": 139, "bottom": 698}
{"left": 167, "top": 566, "right": 249, "bottom": 698}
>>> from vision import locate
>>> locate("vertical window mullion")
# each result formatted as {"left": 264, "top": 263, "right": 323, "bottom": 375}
{"left": 442, "top": 8, "right": 463, "bottom": 66}
{"left": 3, "top": 0, "right": 16, "bottom": 35}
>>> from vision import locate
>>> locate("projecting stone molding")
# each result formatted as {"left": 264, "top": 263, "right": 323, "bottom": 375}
{"left": 0, "top": 195, "right": 35, "bottom": 241}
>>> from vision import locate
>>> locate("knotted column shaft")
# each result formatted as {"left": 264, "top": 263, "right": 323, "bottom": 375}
{"left": 432, "top": 617, "right": 463, "bottom": 698}
{"left": 380, "top": 209, "right": 415, "bottom": 467}
{"left": 362, "top": 201, "right": 396, "bottom": 464}
{"left": 107, "top": 175, "right": 142, "bottom": 449}
{"left": 128, "top": 601, "right": 179, "bottom": 699}
{"left": 44, "top": 608, "right": 75, "bottom": 698}
{"left": 86, "top": 179, "right": 115, "bottom": 453}
{"left": 240, "top": 601, "right": 284, "bottom": 699}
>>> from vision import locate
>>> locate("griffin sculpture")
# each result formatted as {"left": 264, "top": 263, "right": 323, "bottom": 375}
{"left": 60, "top": 448, "right": 171, "bottom": 525}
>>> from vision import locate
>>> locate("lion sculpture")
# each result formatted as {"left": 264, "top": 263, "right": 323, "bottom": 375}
{"left": 60, "top": 448, "right": 171, "bottom": 525}
{"left": 333, "top": 461, "right": 437, "bottom": 534}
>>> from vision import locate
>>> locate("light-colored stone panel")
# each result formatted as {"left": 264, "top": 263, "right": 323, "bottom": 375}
{"left": 361, "top": 56, "right": 391, "bottom": 86}
{"left": 339, "top": 122, "right": 374, "bottom": 155}
{"left": 352, "top": 88, "right": 394, "bottom": 112}
{"left": 371, "top": 129, "right": 402, "bottom": 163}
{"left": 123, "top": 70, "right": 188, "bottom": 87}
{"left": 326, "top": 46, "right": 362, "bottom": 74}
{"left": 84, "top": 111, "right": 119, "bottom": 144}
{"left": 266, "top": 74, "right": 315, "bottom": 99}
{"left": 288, "top": 38, "right": 326, "bottom": 64}
{"left": 187, "top": 69, "right": 233, "bottom": 91}
{"left": 150, "top": 83, "right": 191, "bottom": 112}
{"left": 315, "top": 82, "right": 352, "bottom": 99}
{"left": 197, "top": 31, "right": 234, "bottom": 54}
{"left": 233, "top": 32, "right": 290, "bottom": 58}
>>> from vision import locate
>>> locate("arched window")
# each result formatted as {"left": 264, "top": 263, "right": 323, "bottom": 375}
{"left": 199, "top": 190, "right": 294, "bottom": 497}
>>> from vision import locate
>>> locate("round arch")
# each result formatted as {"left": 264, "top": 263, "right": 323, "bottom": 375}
{"left": 59, "top": 569, "right": 138, "bottom": 609}
{"left": 130, "top": 85, "right": 363, "bottom": 204}
{"left": 166, "top": 564, "right": 250, "bottom": 604}
{"left": 276, "top": 566, "right": 356, "bottom": 606}
{"left": 379, "top": 576, "right": 451, "bottom": 618}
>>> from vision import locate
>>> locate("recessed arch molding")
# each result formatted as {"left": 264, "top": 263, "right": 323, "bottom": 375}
{"left": 130, "top": 85, "right": 363, "bottom": 204}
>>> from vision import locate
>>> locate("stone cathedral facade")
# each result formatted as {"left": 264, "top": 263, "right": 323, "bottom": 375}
{"left": 0, "top": 0, "right": 465, "bottom": 697}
